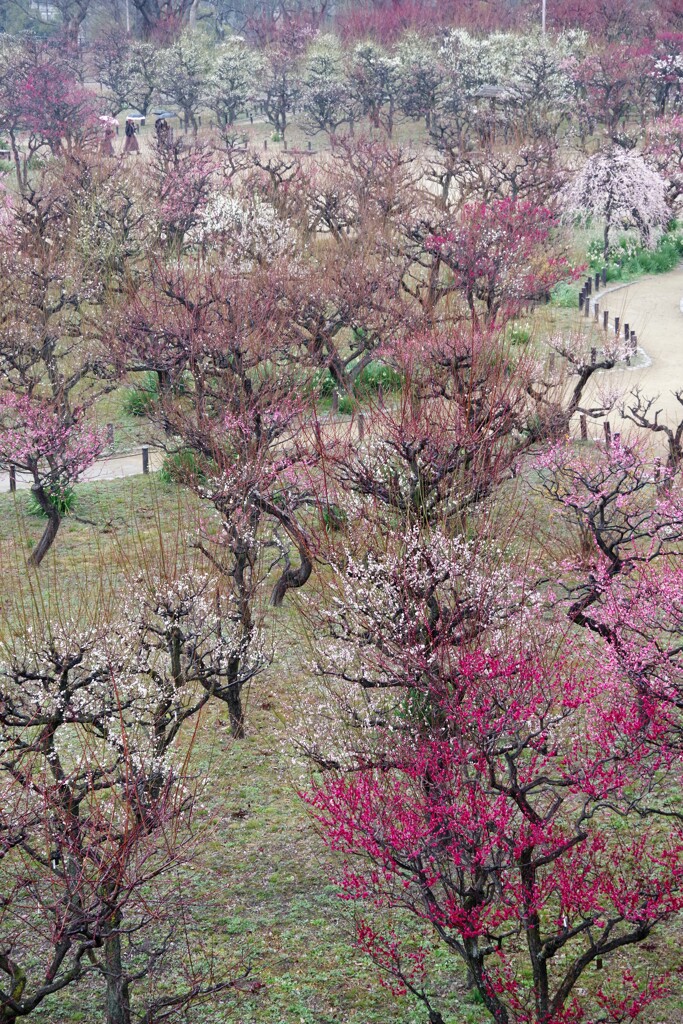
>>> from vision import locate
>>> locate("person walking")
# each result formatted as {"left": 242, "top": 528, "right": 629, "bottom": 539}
{"left": 123, "top": 118, "right": 140, "bottom": 155}
{"left": 155, "top": 117, "right": 170, "bottom": 148}
{"left": 100, "top": 124, "right": 116, "bottom": 157}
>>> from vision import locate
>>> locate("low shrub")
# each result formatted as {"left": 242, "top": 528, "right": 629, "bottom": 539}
{"left": 354, "top": 361, "right": 403, "bottom": 396}
{"left": 159, "top": 449, "right": 208, "bottom": 485}
{"left": 587, "top": 225, "right": 683, "bottom": 281}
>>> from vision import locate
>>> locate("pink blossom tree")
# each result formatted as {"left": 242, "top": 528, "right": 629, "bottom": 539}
{"left": 534, "top": 436, "right": 683, "bottom": 740}
{"left": 426, "top": 199, "right": 572, "bottom": 327}
{"left": 562, "top": 146, "right": 670, "bottom": 259}
{"left": 643, "top": 114, "right": 683, "bottom": 207}
{"left": 0, "top": 395, "right": 103, "bottom": 566}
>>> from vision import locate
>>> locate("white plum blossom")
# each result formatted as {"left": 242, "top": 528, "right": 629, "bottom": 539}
{"left": 193, "top": 190, "right": 296, "bottom": 268}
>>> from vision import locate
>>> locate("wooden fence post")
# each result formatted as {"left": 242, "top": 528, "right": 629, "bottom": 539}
{"left": 142, "top": 446, "right": 149, "bottom": 474}
{"left": 603, "top": 421, "right": 612, "bottom": 447}
{"left": 9, "top": 464, "right": 16, "bottom": 492}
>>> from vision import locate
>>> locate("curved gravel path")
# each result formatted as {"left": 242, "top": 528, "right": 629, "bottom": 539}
{"left": 587, "top": 266, "right": 683, "bottom": 429}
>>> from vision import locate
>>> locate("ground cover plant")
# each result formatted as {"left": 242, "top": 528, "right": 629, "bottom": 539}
{"left": 2, "top": 3, "right": 683, "bottom": 1023}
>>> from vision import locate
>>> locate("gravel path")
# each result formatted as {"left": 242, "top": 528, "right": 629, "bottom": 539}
{"left": 0, "top": 448, "right": 164, "bottom": 495}
{"left": 584, "top": 266, "right": 683, "bottom": 433}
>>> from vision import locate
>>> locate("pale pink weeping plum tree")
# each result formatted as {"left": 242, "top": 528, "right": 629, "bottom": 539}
{"left": 562, "top": 146, "right": 670, "bottom": 258}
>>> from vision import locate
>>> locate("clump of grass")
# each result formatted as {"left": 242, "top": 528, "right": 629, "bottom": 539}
{"left": 550, "top": 282, "right": 581, "bottom": 308}
{"left": 122, "top": 372, "right": 159, "bottom": 417}
{"left": 159, "top": 449, "right": 209, "bottom": 485}
{"left": 587, "top": 225, "right": 683, "bottom": 282}
{"left": 321, "top": 503, "right": 348, "bottom": 532}
{"left": 26, "top": 486, "right": 76, "bottom": 518}
{"left": 506, "top": 322, "right": 532, "bottom": 346}
{"left": 354, "top": 361, "right": 403, "bottom": 396}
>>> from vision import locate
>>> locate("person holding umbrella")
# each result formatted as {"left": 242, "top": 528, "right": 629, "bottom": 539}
{"left": 123, "top": 117, "right": 140, "bottom": 155}
{"left": 99, "top": 116, "right": 118, "bottom": 157}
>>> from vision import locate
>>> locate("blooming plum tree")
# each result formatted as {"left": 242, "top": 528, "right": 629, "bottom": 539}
{"left": 0, "top": 395, "right": 103, "bottom": 566}
{"left": 426, "top": 199, "right": 572, "bottom": 327}
{"left": 562, "top": 146, "right": 670, "bottom": 258}
{"left": 307, "top": 641, "right": 683, "bottom": 1024}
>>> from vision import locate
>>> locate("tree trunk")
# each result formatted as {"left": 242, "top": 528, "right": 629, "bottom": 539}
{"left": 27, "top": 491, "right": 61, "bottom": 568}
{"left": 103, "top": 912, "right": 130, "bottom": 1024}
{"left": 225, "top": 669, "right": 245, "bottom": 739}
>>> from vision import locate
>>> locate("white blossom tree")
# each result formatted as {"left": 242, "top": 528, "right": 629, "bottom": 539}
{"left": 300, "top": 37, "right": 357, "bottom": 138}
{"left": 207, "top": 36, "right": 262, "bottom": 127}
{"left": 562, "top": 146, "right": 670, "bottom": 258}
{"left": 157, "top": 31, "right": 212, "bottom": 135}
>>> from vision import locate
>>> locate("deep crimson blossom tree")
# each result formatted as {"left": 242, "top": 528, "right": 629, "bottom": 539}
{"left": 426, "top": 199, "right": 572, "bottom": 327}
{"left": 307, "top": 647, "right": 683, "bottom": 1024}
